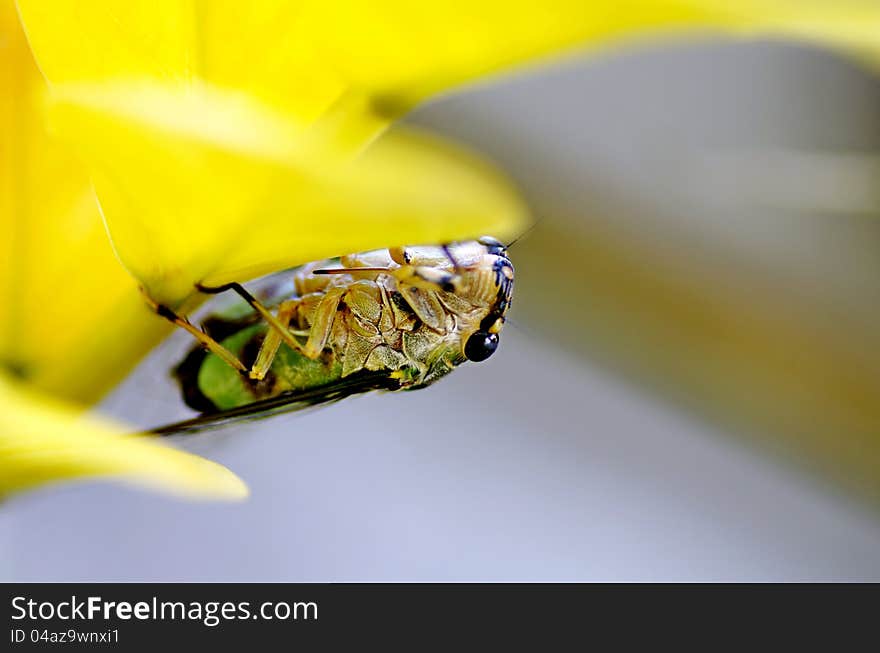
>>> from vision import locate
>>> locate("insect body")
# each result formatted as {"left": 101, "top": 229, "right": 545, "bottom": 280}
{"left": 153, "top": 237, "right": 514, "bottom": 433}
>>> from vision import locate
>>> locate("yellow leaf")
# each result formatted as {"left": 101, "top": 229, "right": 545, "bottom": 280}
{"left": 0, "top": 374, "right": 247, "bottom": 500}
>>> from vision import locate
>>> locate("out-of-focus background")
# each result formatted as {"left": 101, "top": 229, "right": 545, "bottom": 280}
{"left": 3, "top": 37, "right": 880, "bottom": 581}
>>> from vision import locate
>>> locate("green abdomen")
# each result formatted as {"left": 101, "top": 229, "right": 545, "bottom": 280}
{"left": 196, "top": 324, "right": 344, "bottom": 411}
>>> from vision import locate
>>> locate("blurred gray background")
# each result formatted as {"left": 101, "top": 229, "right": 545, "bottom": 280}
{"left": 3, "top": 37, "right": 880, "bottom": 581}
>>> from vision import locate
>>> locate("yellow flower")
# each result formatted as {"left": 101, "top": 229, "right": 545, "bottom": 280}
{"left": 3, "top": 0, "right": 880, "bottom": 501}
{"left": 1, "top": 1, "right": 246, "bottom": 500}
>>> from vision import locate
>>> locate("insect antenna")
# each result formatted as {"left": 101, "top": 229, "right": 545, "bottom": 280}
{"left": 313, "top": 267, "right": 392, "bottom": 275}
{"left": 502, "top": 316, "right": 537, "bottom": 340}
{"left": 506, "top": 220, "right": 541, "bottom": 249}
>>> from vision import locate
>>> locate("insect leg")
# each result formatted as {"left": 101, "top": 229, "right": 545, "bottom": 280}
{"left": 196, "top": 281, "right": 305, "bottom": 355}
{"left": 388, "top": 246, "right": 410, "bottom": 265}
{"left": 253, "top": 286, "right": 345, "bottom": 368}
{"left": 197, "top": 281, "right": 345, "bottom": 364}
{"left": 143, "top": 294, "right": 248, "bottom": 374}
{"left": 317, "top": 248, "right": 459, "bottom": 292}
{"left": 385, "top": 251, "right": 458, "bottom": 330}
{"left": 301, "top": 286, "right": 347, "bottom": 358}
{"left": 391, "top": 265, "right": 458, "bottom": 293}
{"left": 388, "top": 246, "right": 461, "bottom": 293}
{"left": 248, "top": 299, "right": 299, "bottom": 380}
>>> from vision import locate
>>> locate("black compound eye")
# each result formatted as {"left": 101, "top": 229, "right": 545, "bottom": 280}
{"left": 464, "top": 331, "right": 499, "bottom": 362}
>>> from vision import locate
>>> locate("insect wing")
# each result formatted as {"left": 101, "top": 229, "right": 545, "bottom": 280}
{"left": 152, "top": 370, "right": 399, "bottom": 435}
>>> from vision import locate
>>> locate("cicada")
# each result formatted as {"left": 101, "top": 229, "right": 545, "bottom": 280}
{"left": 151, "top": 237, "right": 514, "bottom": 434}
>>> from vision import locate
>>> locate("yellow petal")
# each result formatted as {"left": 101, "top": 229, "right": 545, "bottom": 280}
{"left": 283, "top": 1, "right": 880, "bottom": 121}
{"left": 698, "top": 2, "right": 880, "bottom": 67}
{"left": 1, "top": 1, "right": 172, "bottom": 403}
{"left": 14, "top": 0, "right": 196, "bottom": 84}
{"left": 15, "top": 1, "right": 347, "bottom": 123}
{"left": 17, "top": 1, "right": 880, "bottom": 144}
{"left": 200, "top": 126, "right": 527, "bottom": 289}
{"left": 0, "top": 374, "right": 248, "bottom": 500}
{"left": 46, "top": 80, "right": 527, "bottom": 306}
